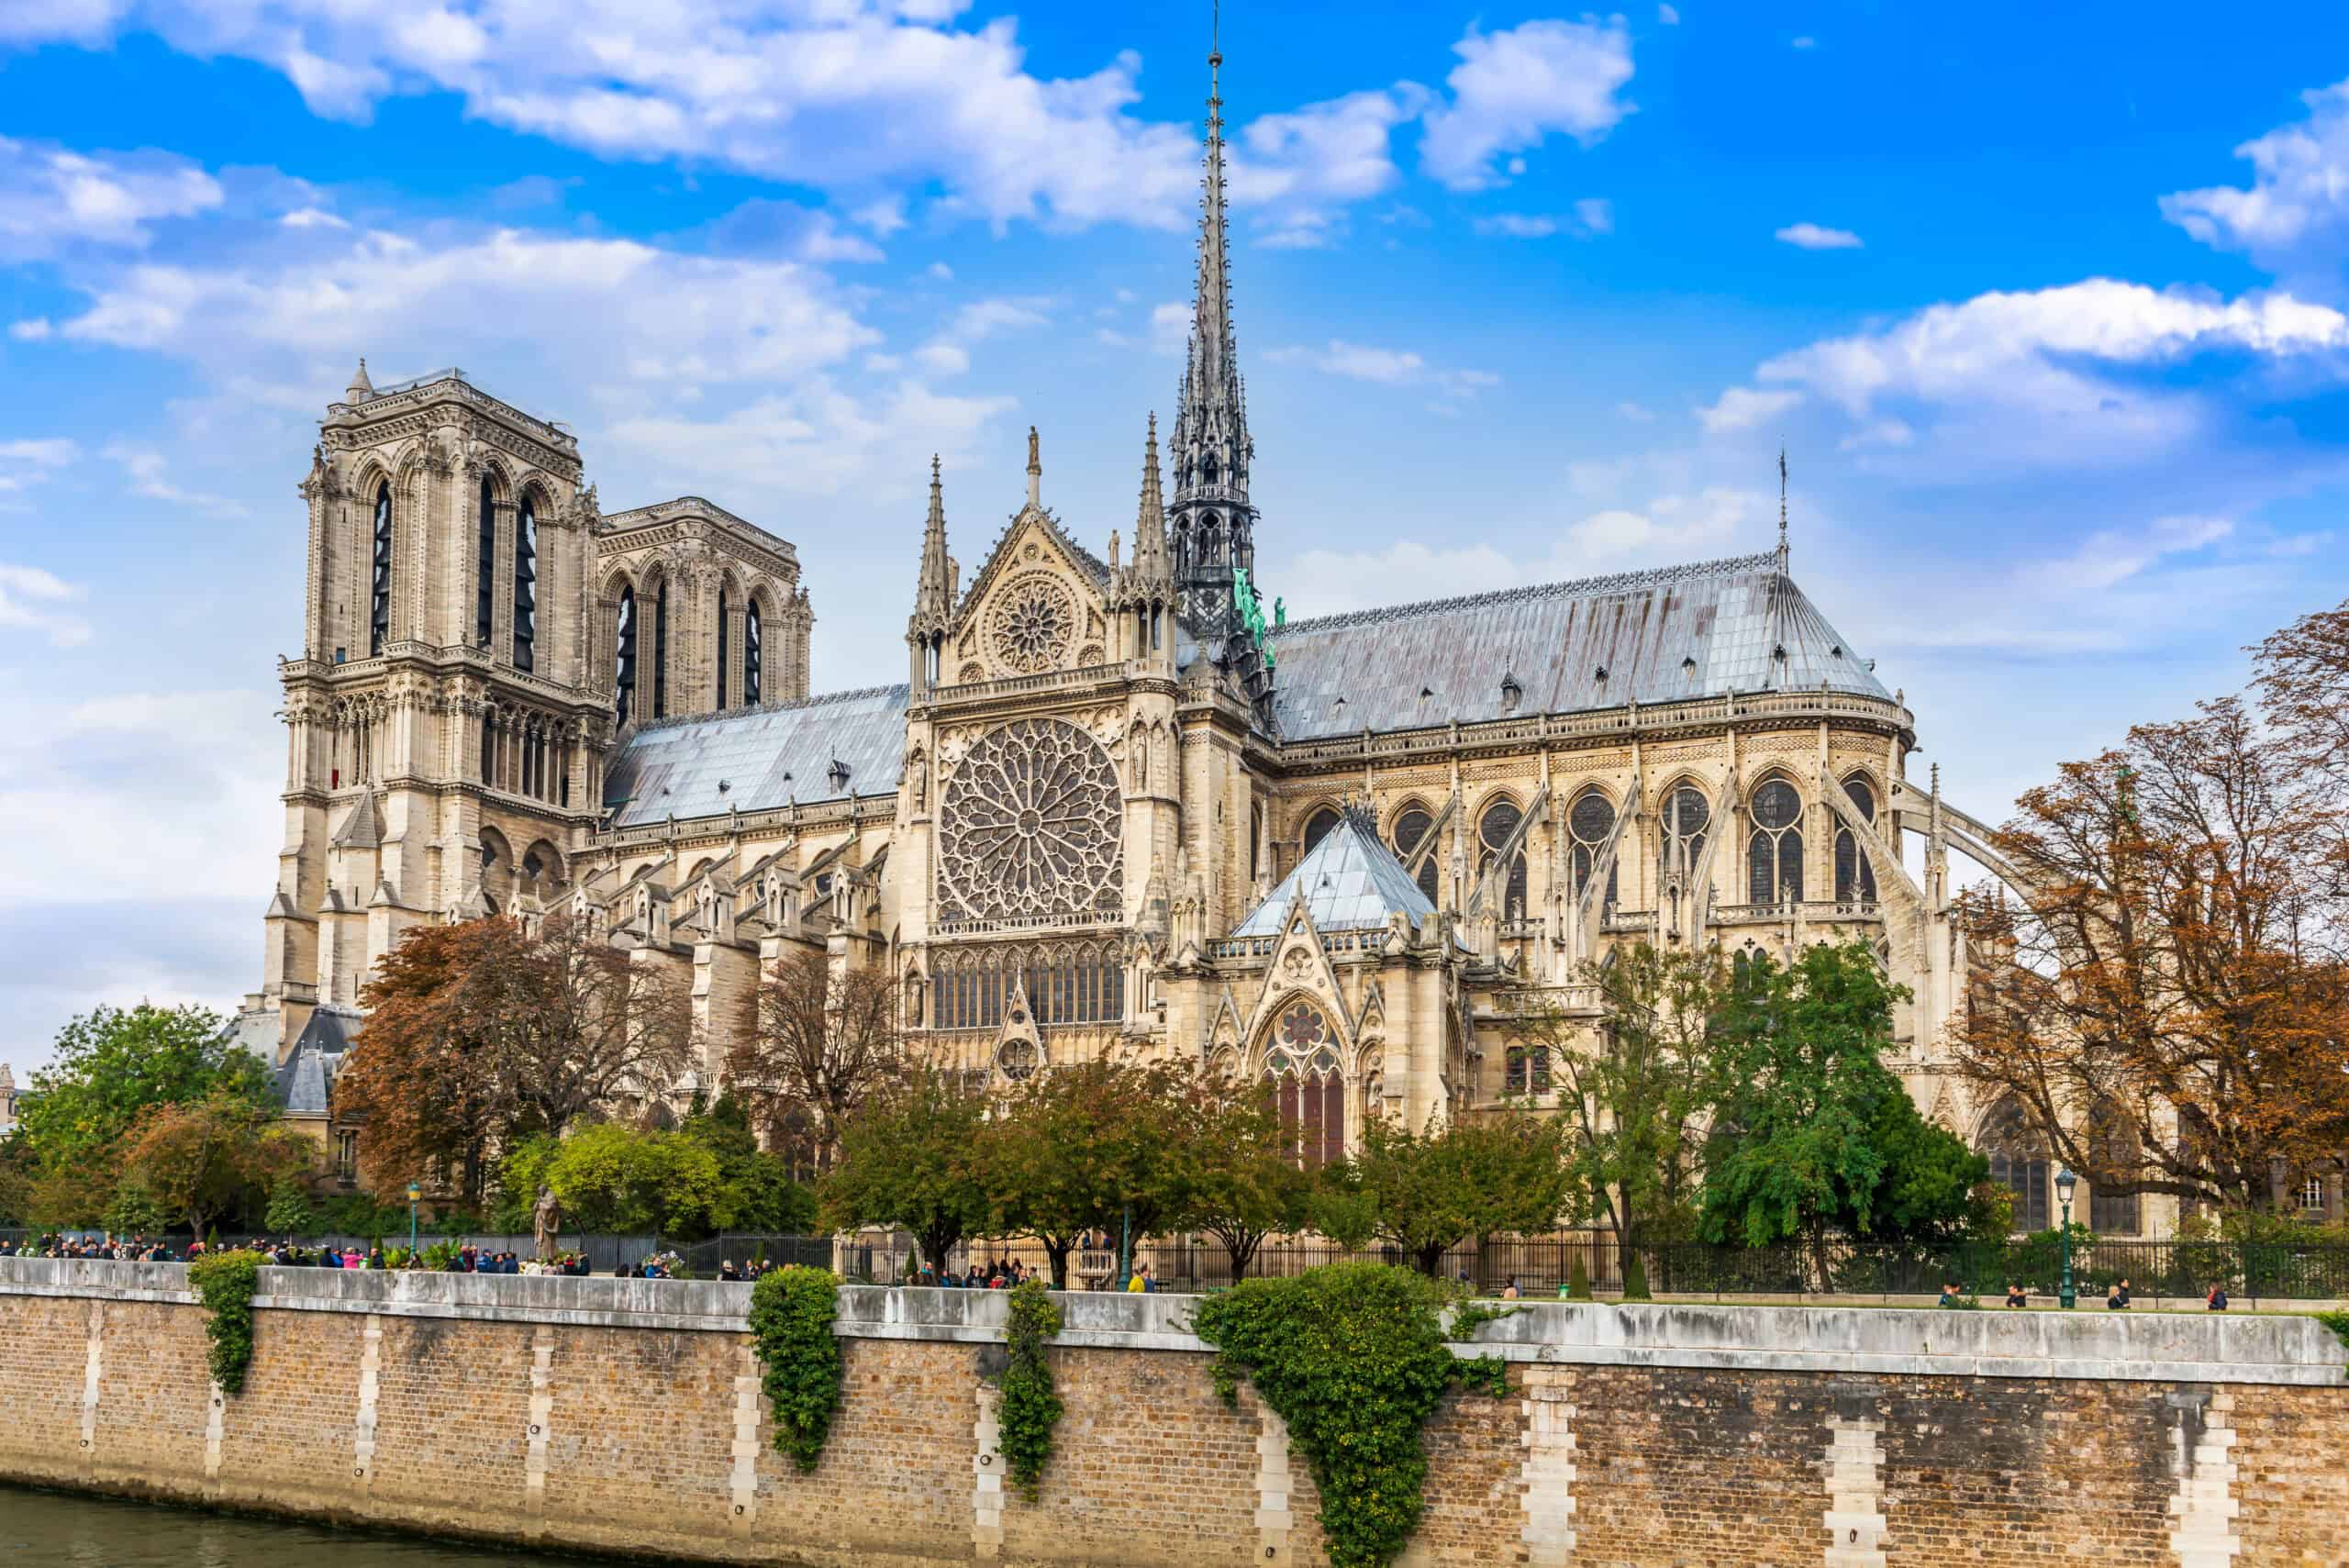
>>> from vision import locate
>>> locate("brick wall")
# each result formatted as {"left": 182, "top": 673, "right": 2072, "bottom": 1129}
{"left": 4, "top": 1263, "right": 2347, "bottom": 1566}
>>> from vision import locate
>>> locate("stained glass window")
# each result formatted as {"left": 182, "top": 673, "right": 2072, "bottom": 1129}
{"left": 1835, "top": 776, "right": 1879, "bottom": 904}
{"left": 1478, "top": 798, "right": 1528, "bottom": 919}
{"left": 1568, "top": 789, "right": 1620, "bottom": 907}
{"left": 1747, "top": 778, "right": 1804, "bottom": 904}
{"left": 1391, "top": 804, "right": 1440, "bottom": 904}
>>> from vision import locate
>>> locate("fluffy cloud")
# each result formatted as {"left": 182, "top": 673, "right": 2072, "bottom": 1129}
{"left": 36, "top": 227, "right": 879, "bottom": 395}
{"left": 1698, "top": 385, "right": 1802, "bottom": 433}
{"left": 1275, "top": 486, "right": 1767, "bottom": 617}
{"left": 2162, "top": 78, "right": 2349, "bottom": 294}
{"left": 1776, "top": 221, "right": 1862, "bottom": 250}
{"left": 0, "top": 563, "right": 93, "bottom": 647}
{"left": 912, "top": 295, "right": 1051, "bottom": 378}
{"left": 1231, "top": 84, "right": 1429, "bottom": 246}
{"left": 1420, "top": 17, "right": 1636, "bottom": 190}
{"left": 103, "top": 442, "right": 246, "bottom": 517}
{"left": 1474, "top": 196, "right": 1612, "bottom": 239}
{"left": 606, "top": 376, "right": 1012, "bottom": 499}
{"left": 0, "top": 135, "right": 221, "bottom": 259}
{"left": 1265, "top": 338, "right": 1497, "bottom": 403}
{"left": 0, "top": 437, "right": 77, "bottom": 498}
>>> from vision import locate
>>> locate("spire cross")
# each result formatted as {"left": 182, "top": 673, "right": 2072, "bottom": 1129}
{"left": 1776, "top": 443, "right": 1789, "bottom": 562}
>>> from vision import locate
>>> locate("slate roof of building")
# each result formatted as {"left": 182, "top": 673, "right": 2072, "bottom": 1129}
{"left": 271, "top": 1006, "right": 362, "bottom": 1117}
{"left": 605, "top": 684, "right": 910, "bottom": 827}
{"left": 1263, "top": 550, "right": 1889, "bottom": 741}
{"left": 1230, "top": 811, "right": 1439, "bottom": 938}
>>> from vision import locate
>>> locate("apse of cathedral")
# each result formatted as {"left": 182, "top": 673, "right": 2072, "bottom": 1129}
{"left": 239, "top": 41, "right": 2025, "bottom": 1173}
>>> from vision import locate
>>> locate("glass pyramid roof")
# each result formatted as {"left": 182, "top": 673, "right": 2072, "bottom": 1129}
{"left": 1230, "top": 811, "right": 1439, "bottom": 937}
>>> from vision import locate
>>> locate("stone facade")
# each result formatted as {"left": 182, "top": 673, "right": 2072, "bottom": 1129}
{"left": 236, "top": 45, "right": 2144, "bottom": 1237}
{"left": 3, "top": 1260, "right": 2346, "bottom": 1565}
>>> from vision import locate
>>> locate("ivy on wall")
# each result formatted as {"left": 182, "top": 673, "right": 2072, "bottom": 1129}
{"left": 749, "top": 1265, "right": 842, "bottom": 1472}
{"left": 1193, "top": 1262, "right": 1511, "bottom": 1568}
{"left": 998, "top": 1279, "right": 1064, "bottom": 1499}
{"left": 186, "top": 1251, "right": 262, "bottom": 1396}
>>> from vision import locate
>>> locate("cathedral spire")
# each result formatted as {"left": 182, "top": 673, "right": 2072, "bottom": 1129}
{"left": 908, "top": 455, "right": 952, "bottom": 695}
{"left": 1134, "top": 412, "right": 1171, "bottom": 583}
{"left": 1776, "top": 444, "right": 1790, "bottom": 567}
{"left": 344, "top": 356, "right": 373, "bottom": 405}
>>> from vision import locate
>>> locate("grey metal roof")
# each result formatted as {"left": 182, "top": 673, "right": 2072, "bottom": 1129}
{"left": 1264, "top": 550, "right": 1889, "bottom": 740}
{"left": 1230, "top": 812, "right": 1438, "bottom": 937}
{"left": 272, "top": 1006, "right": 360, "bottom": 1115}
{"left": 605, "top": 684, "right": 910, "bottom": 827}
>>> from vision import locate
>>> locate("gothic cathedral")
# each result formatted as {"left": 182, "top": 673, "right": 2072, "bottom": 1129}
{"left": 239, "top": 44, "right": 2111, "bottom": 1227}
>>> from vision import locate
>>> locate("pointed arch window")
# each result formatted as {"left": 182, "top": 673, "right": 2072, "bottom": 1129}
{"left": 512, "top": 493, "right": 538, "bottom": 672}
{"left": 1264, "top": 1004, "right": 1343, "bottom": 1168}
{"left": 1747, "top": 779, "right": 1804, "bottom": 905}
{"left": 1478, "top": 798, "right": 1528, "bottom": 919}
{"left": 614, "top": 585, "right": 637, "bottom": 729}
{"left": 744, "top": 597, "right": 763, "bottom": 706}
{"left": 1663, "top": 784, "right": 1709, "bottom": 873}
{"left": 1392, "top": 804, "right": 1441, "bottom": 904}
{"left": 368, "top": 482, "right": 393, "bottom": 655}
{"left": 717, "top": 589, "right": 730, "bottom": 709}
{"left": 474, "top": 476, "right": 496, "bottom": 646}
{"left": 2087, "top": 1100, "right": 2142, "bottom": 1235}
{"left": 651, "top": 581, "right": 669, "bottom": 720}
{"left": 1302, "top": 806, "right": 1341, "bottom": 857}
{"left": 1836, "top": 776, "right": 1880, "bottom": 904}
{"left": 1980, "top": 1098, "right": 2050, "bottom": 1233}
{"left": 1568, "top": 789, "right": 1620, "bottom": 908}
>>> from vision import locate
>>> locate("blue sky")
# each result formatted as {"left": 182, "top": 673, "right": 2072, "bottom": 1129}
{"left": 2, "top": 1, "right": 2347, "bottom": 1074}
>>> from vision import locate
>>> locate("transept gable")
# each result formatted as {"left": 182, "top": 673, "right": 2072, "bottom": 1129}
{"left": 947, "top": 507, "right": 1112, "bottom": 683}
{"left": 1240, "top": 894, "right": 1358, "bottom": 1062}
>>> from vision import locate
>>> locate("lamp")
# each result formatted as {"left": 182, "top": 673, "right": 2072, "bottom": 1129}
{"left": 2054, "top": 1169, "right": 2077, "bottom": 1309}
{"left": 406, "top": 1182, "right": 423, "bottom": 1258}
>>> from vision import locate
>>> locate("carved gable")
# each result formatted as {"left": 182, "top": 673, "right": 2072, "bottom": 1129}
{"left": 1241, "top": 894, "right": 1356, "bottom": 1059}
{"left": 952, "top": 509, "right": 1108, "bottom": 680}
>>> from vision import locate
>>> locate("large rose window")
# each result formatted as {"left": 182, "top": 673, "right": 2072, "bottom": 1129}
{"left": 988, "top": 573, "right": 1077, "bottom": 673}
{"left": 939, "top": 717, "right": 1123, "bottom": 923}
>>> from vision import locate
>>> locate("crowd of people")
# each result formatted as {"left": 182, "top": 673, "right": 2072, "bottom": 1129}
{"left": 1, "top": 1233, "right": 182, "bottom": 1262}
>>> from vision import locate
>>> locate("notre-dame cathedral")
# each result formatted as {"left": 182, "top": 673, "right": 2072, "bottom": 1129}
{"left": 238, "top": 45, "right": 2140, "bottom": 1233}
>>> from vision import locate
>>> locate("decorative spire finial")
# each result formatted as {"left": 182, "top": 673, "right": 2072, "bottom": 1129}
{"left": 1776, "top": 442, "right": 1789, "bottom": 562}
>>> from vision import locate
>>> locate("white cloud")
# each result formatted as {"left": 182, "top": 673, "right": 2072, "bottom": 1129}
{"left": 1617, "top": 401, "right": 1655, "bottom": 421}
{"left": 1753, "top": 279, "right": 2349, "bottom": 426}
{"left": 1278, "top": 487, "right": 1765, "bottom": 616}
{"left": 1267, "top": 338, "right": 1497, "bottom": 402}
{"left": 1419, "top": 17, "right": 1636, "bottom": 191}
{"left": 0, "top": 563, "right": 93, "bottom": 647}
{"left": 1475, "top": 198, "right": 1611, "bottom": 240}
{"left": 607, "top": 377, "right": 1012, "bottom": 499}
{"left": 278, "top": 206, "right": 349, "bottom": 229}
{"left": 2162, "top": 78, "right": 2349, "bottom": 294}
{"left": 1791, "top": 35, "right": 1817, "bottom": 50}
{"left": 924, "top": 261, "right": 953, "bottom": 280}
{"left": 1149, "top": 300, "right": 1192, "bottom": 356}
{"left": 0, "top": 437, "right": 77, "bottom": 497}
{"left": 1776, "top": 221, "right": 1861, "bottom": 250}
{"left": 42, "top": 227, "right": 880, "bottom": 395}
{"left": 0, "top": 134, "right": 222, "bottom": 259}
{"left": 102, "top": 442, "right": 246, "bottom": 517}
{"left": 2018, "top": 515, "right": 2233, "bottom": 594}
{"left": 911, "top": 295, "right": 1051, "bottom": 377}
{"left": 1658, "top": 4, "right": 1680, "bottom": 23}
{"left": 1697, "top": 385, "right": 1803, "bottom": 433}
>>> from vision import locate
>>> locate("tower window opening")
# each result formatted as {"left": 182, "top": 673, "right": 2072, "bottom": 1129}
{"left": 717, "top": 589, "right": 730, "bottom": 708}
{"left": 745, "top": 597, "right": 763, "bottom": 706}
{"left": 614, "top": 586, "right": 637, "bottom": 729}
{"left": 652, "top": 581, "right": 669, "bottom": 719}
{"left": 474, "top": 476, "right": 495, "bottom": 645}
{"left": 512, "top": 493, "right": 538, "bottom": 672}
{"left": 1747, "top": 778, "right": 1804, "bottom": 905}
{"left": 368, "top": 483, "right": 392, "bottom": 655}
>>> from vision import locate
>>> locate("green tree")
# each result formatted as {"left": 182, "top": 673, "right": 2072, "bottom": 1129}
{"left": 17, "top": 1004, "right": 271, "bottom": 1184}
{"left": 117, "top": 1089, "right": 313, "bottom": 1237}
{"left": 683, "top": 1095, "right": 818, "bottom": 1234}
{"left": 1173, "top": 1061, "right": 1315, "bottom": 1280}
{"left": 1699, "top": 942, "right": 1919, "bottom": 1279}
{"left": 820, "top": 1068, "right": 994, "bottom": 1273}
{"left": 1354, "top": 1110, "right": 1575, "bottom": 1275}
{"left": 263, "top": 1179, "right": 318, "bottom": 1237}
{"left": 1858, "top": 1089, "right": 2000, "bottom": 1243}
{"left": 1546, "top": 943, "right": 1723, "bottom": 1269}
{"left": 539, "top": 1123, "right": 726, "bottom": 1238}
{"left": 101, "top": 1173, "right": 168, "bottom": 1237}
{"left": 990, "top": 1058, "right": 1191, "bottom": 1287}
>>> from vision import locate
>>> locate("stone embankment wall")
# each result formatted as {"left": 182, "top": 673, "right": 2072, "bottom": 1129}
{"left": 2, "top": 1257, "right": 2345, "bottom": 1566}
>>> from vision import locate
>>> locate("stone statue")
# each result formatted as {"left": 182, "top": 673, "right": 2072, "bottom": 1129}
{"left": 1275, "top": 595, "right": 1285, "bottom": 627}
{"left": 532, "top": 1186, "right": 561, "bottom": 1262}
{"left": 1028, "top": 426, "right": 1040, "bottom": 470}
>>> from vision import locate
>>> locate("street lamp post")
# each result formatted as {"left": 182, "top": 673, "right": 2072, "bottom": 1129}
{"left": 2054, "top": 1168, "right": 2077, "bottom": 1309}
{"left": 406, "top": 1182, "right": 422, "bottom": 1258}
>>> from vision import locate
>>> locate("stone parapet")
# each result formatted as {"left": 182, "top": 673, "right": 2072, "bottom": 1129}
{"left": 1, "top": 1259, "right": 2340, "bottom": 1385}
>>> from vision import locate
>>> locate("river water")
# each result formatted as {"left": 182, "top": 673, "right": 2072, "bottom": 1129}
{"left": 0, "top": 1486, "right": 626, "bottom": 1566}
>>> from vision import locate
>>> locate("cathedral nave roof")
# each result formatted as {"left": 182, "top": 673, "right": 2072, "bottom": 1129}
{"left": 604, "top": 683, "right": 909, "bottom": 828}
{"left": 1261, "top": 550, "right": 1888, "bottom": 740}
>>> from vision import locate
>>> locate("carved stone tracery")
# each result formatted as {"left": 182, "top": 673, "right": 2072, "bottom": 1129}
{"left": 988, "top": 573, "right": 1077, "bottom": 674}
{"left": 938, "top": 717, "right": 1122, "bottom": 925}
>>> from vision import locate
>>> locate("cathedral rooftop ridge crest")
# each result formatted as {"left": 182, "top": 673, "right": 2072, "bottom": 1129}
{"left": 1267, "top": 550, "right": 1787, "bottom": 639}
{"left": 629, "top": 680, "right": 909, "bottom": 736}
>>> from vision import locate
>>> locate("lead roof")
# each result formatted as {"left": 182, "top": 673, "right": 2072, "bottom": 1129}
{"left": 1230, "top": 812, "right": 1439, "bottom": 938}
{"left": 604, "top": 684, "right": 910, "bottom": 828}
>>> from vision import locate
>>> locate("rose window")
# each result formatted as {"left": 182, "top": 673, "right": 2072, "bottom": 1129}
{"left": 1279, "top": 1004, "right": 1327, "bottom": 1049}
{"left": 939, "top": 717, "right": 1123, "bottom": 924}
{"left": 989, "top": 573, "right": 1077, "bottom": 673}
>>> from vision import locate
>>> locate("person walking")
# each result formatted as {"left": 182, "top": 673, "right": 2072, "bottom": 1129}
{"left": 2106, "top": 1277, "right": 2132, "bottom": 1310}
{"left": 2004, "top": 1282, "right": 2028, "bottom": 1309}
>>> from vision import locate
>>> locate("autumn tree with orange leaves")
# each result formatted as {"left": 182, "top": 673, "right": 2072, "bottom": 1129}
{"left": 337, "top": 914, "right": 695, "bottom": 1203}
{"left": 1954, "top": 598, "right": 2349, "bottom": 1215}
